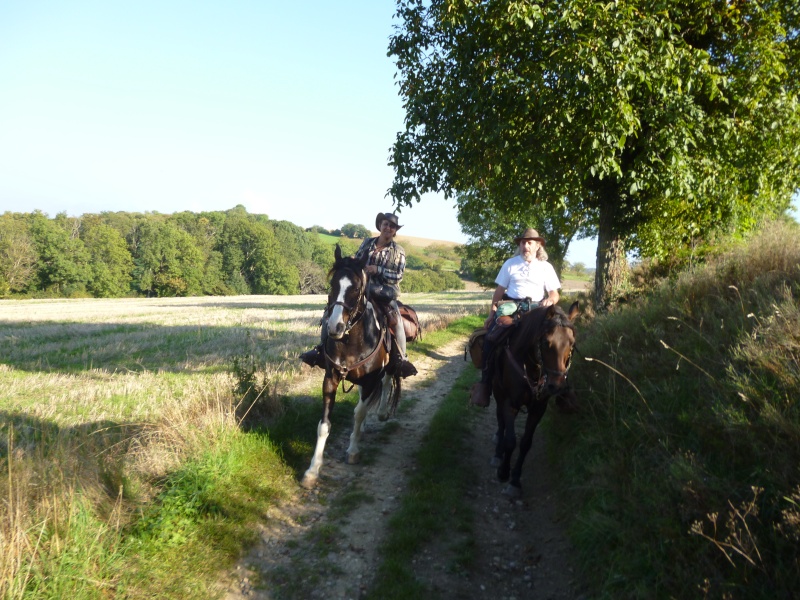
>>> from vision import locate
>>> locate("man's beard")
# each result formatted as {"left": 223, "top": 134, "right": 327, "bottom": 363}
{"left": 521, "top": 250, "right": 534, "bottom": 262}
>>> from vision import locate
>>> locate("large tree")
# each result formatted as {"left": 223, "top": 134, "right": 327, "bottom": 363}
{"left": 80, "top": 217, "right": 134, "bottom": 297}
{"left": 133, "top": 220, "right": 204, "bottom": 297}
{"left": 27, "top": 212, "right": 91, "bottom": 295}
{"left": 389, "top": 0, "right": 800, "bottom": 308}
{"left": 218, "top": 216, "right": 298, "bottom": 295}
{"left": 0, "top": 213, "right": 38, "bottom": 294}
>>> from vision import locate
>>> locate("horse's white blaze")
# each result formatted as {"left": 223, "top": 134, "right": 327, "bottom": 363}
{"left": 326, "top": 276, "right": 353, "bottom": 339}
{"left": 302, "top": 419, "right": 331, "bottom": 484}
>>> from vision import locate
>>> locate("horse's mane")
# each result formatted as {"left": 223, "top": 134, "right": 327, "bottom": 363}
{"left": 510, "top": 305, "right": 575, "bottom": 355}
{"left": 327, "top": 255, "right": 365, "bottom": 281}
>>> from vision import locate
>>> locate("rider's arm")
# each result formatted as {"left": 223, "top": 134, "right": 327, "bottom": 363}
{"left": 539, "top": 261, "right": 561, "bottom": 307}
{"left": 484, "top": 285, "right": 506, "bottom": 328}
{"left": 541, "top": 289, "right": 560, "bottom": 307}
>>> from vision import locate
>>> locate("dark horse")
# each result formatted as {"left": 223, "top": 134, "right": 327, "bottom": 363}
{"left": 301, "top": 245, "right": 401, "bottom": 488}
{"left": 487, "top": 302, "right": 579, "bottom": 497}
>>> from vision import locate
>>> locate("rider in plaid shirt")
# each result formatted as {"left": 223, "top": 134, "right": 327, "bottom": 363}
{"left": 354, "top": 233, "right": 406, "bottom": 288}
{"left": 300, "top": 211, "right": 417, "bottom": 378}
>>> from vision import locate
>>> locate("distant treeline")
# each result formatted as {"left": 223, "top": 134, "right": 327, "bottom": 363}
{"left": 0, "top": 205, "right": 464, "bottom": 298}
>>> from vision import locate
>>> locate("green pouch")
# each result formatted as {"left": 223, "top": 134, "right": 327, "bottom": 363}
{"left": 496, "top": 301, "right": 518, "bottom": 317}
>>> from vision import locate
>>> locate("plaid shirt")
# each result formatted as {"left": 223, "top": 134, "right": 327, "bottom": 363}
{"left": 355, "top": 237, "right": 406, "bottom": 287}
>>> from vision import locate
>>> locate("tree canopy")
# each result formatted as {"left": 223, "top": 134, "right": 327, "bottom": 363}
{"left": 457, "top": 187, "right": 593, "bottom": 284}
{"left": 389, "top": 0, "right": 800, "bottom": 307}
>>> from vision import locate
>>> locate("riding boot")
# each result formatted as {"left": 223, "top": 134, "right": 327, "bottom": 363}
{"left": 470, "top": 368, "right": 493, "bottom": 407}
{"left": 299, "top": 344, "right": 325, "bottom": 368}
{"left": 300, "top": 321, "right": 328, "bottom": 369}
{"left": 392, "top": 302, "right": 417, "bottom": 378}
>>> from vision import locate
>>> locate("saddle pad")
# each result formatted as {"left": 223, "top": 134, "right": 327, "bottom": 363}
{"left": 398, "top": 303, "right": 422, "bottom": 342}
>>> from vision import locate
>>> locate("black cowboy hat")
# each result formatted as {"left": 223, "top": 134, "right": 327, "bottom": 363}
{"left": 375, "top": 212, "right": 403, "bottom": 230}
{"left": 513, "top": 227, "right": 546, "bottom": 245}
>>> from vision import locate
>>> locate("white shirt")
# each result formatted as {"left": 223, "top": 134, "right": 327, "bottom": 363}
{"left": 495, "top": 255, "right": 561, "bottom": 301}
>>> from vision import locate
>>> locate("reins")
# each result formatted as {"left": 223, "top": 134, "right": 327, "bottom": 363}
{"left": 324, "top": 326, "right": 389, "bottom": 383}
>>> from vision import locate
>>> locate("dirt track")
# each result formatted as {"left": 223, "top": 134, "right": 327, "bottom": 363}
{"left": 220, "top": 336, "right": 582, "bottom": 599}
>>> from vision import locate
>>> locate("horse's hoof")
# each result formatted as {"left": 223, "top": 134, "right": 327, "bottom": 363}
{"left": 490, "top": 456, "right": 502, "bottom": 468}
{"left": 377, "top": 412, "right": 389, "bottom": 422}
{"left": 346, "top": 452, "right": 360, "bottom": 465}
{"left": 300, "top": 473, "right": 317, "bottom": 489}
{"left": 502, "top": 484, "right": 522, "bottom": 499}
{"left": 497, "top": 467, "right": 510, "bottom": 482}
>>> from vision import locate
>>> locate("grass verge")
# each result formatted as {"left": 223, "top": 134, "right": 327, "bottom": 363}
{"left": 548, "top": 219, "right": 800, "bottom": 598}
{"left": 365, "top": 316, "right": 483, "bottom": 599}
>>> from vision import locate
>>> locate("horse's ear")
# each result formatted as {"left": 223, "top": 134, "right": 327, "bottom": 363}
{"left": 334, "top": 244, "right": 343, "bottom": 262}
{"left": 567, "top": 301, "right": 580, "bottom": 321}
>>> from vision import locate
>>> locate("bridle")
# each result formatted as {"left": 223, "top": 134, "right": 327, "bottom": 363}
{"left": 324, "top": 268, "right": 387, "bottom": 383}
{"left": 504, "top": 325, "right": 575, "bottom": 404}
{"left": 532, "top": 334, "right": 574, "bottom": 384}
{"left": 328, "top": 269, "right": 369, "bottom": 337}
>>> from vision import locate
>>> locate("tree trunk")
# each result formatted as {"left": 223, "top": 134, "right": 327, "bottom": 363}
{"left": 594, "top": 201, "right": 628, "bottom": 311}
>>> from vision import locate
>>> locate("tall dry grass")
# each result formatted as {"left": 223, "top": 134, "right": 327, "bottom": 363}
{"left": 550, "top": 219, "right": 800, "bottom": 598}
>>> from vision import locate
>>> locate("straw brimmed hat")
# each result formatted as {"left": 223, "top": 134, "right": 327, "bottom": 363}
{"left": 513, "top": 227, "right": 546, "bottom": 245}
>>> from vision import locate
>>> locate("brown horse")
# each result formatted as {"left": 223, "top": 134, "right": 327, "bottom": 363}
{"left": 473, "top": 302, "right": 579, "bottom": 497}
{"left": 301, "top": 245, "right": 401, "bottom": 488}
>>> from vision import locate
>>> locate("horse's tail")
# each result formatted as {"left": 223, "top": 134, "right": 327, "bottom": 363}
{"left": 389, "top": 376, "right": 402, "bottom": 417}
{"left": 363, "top": 380, "right": 384, "bottom": 409}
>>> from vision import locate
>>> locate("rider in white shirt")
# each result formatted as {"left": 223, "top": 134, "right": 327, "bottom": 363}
{"left": 470, "top": 227, "right": 561, "bottom": 407}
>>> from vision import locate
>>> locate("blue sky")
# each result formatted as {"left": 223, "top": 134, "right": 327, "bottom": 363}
{"left": 0, "top": 1, "right": 598, "bottom": 266}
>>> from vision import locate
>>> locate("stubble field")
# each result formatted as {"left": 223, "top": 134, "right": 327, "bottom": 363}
{"left": 0, "top": 291, "right": 490, "bottom": 598}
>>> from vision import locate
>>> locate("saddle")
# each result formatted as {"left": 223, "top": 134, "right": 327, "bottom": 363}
{"left": 465, "top": 323, "right": 515, "bottom": 368}
{"left": 371, "top": 300, "right": 421, "bottom": 343}
{"left": 466, "top": 327, "right": 486, "bottom": 368}
{"left": 465, "top": 300, "right": 538, "bottom": 367}
{"left": 399, "top": 302, "right": 422, "bottom": 342}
